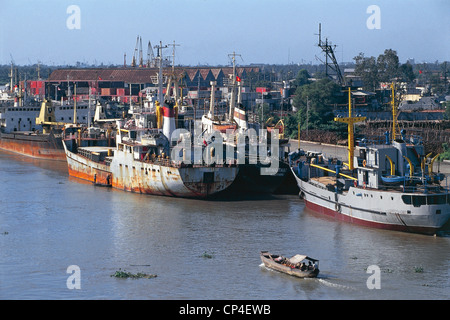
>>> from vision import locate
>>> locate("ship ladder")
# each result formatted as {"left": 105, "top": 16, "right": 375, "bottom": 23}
{"left": 394, "top": 213, "right": 408, "bottom": 227}
{"left": 334, "top": 193, "right": 341, "bottom": 213}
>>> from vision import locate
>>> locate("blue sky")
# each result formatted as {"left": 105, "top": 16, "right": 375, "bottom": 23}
{"left": 1, "top": 0, "right": 449, "bottom": 66}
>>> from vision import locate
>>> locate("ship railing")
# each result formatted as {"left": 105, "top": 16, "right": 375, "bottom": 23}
{"left": 400, "top": 184, "right": 449, "bottom": 194}
{"left": 380, "top": 179, "right": 449, "bottom": 194}
{"left": 357, "top": 134, "right": 424, "bottom": 147}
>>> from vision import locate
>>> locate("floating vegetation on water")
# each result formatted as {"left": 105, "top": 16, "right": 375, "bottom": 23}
{"left": 111, "top": 268, "right": 157, "bottom": 279}
{"left": 414, "top": 266, "right": 424, "bottom": 273}
{"left": 200, "top": 251, "right": 215, "bottom": 259}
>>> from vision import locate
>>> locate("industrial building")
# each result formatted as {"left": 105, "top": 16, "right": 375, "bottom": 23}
{"left": 45, "top": 66, "right": 260, "bottom": 104}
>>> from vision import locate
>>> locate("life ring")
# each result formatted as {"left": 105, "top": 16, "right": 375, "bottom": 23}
{"left": 363, "top": 160, "right": 366, "bottom": 167}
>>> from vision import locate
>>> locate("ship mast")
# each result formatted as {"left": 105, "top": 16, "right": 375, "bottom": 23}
{"left": 155, "top": 41, "right": 168, "bottom": 104}
{"left": 391, "top": 82, "right": 397, "bottom": 141}
{"left": 228, "top": 51, "right": 241, "bottom": 121}
{"left": 334, "top": 88, "right": 366, "bottom": 170}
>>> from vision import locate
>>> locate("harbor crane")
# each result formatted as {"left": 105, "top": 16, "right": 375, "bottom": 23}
{"left": 131, "top": 36, "right": 138, "bottom": 67}
{"left": 131, "top": 35, "right": 144, "bottom": 67}
{"left": 139, "top": 36, "right": 144, "bottom": 67}
{"left": 147, "top": 41, "right": 155, "bottom": 67}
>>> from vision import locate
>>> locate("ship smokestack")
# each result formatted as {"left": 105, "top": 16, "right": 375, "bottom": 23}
{"left": 162, "top": 99, "right": 176, "bottom": 139}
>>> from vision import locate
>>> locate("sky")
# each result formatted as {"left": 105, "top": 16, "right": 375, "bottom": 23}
{"left": 0, "top": 0, "right": 449, "bottom": 67}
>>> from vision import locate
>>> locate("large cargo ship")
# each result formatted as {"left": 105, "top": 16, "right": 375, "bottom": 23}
{"left": 291, "top": 86, "right": 450, "bottom": 235}
{"left": 0, "top": 99, "right": 94, "bottom": 161}
{"left": 0, "top": 100, "right": 68, "bottom": 161}
{"left": 0, "top": 129, "right": 65, "bottom": 161}
{"left": 63, "top": 100, "right": 239, "bottom": 198}
{"left": 201, "top": 78, "right": 293, "bottom": 195}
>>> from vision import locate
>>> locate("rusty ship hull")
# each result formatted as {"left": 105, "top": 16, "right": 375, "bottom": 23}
{"left": 0, "top": 131, "right": 66, "bottom": 161}
{"left": 63, "top": 142, "right": 239, "bottom": 199}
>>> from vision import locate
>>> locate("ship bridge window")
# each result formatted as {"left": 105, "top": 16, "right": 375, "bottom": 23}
{"left": 402, "top": 195, "right": 427, "bottom": 207}
{"left": 427, "top": 195, "right": 446, "bottom": 205}
{"left": 402, "top": 195, "right": 412, "bottom": 205}
{"left": 412, "top": 196, "right": 426, "bottom": 207}
{"left": 404, "top": 194, "right": 447, "bottom": 206}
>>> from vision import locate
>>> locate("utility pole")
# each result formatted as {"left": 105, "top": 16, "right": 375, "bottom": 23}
{"left": 316, "top": 23, "right": 344, "bottom": 86}
{"left": 306, "top": 96, "right": 309, "bottom": 137}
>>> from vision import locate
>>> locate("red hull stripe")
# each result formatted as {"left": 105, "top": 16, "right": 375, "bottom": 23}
{"left": 304, "top": 199, "right": 438, "bottom": 235}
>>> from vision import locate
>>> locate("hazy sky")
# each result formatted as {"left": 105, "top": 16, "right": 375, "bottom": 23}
{"left": 1, "top": 0, "right": 449, "bottom": 66}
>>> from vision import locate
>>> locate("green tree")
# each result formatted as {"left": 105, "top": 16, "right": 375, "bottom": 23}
{"left": 399, "top": 62, "right": 415, "bottom": 83}
{"left": 353, "top": 52, "right": 379, "bottom": 91}
{"left": 292, "top": 78, "right": 341, "bottom": 131}
{"left": 377, "top": 49, "right": 400, "bottom": 82}
{"left": 293, "top": 69, "right": 311, "bottom": 87}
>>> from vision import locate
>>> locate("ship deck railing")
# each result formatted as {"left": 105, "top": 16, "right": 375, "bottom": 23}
{"left": 381, "top": 183, "right": 449, "bottom": 194}
{"left": 356, "top": 134, "right": 423, "bottom": 147}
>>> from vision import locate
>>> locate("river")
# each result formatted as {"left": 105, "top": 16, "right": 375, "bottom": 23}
{"left": 0, "top": 148, "right": 449, "bottom": 300}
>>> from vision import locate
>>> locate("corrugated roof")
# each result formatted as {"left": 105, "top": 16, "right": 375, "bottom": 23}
{"left": 199, "top": 69, "right": 212, "bottom": 80}
{"left": 48, "top": 66, "right": 260, "bottom": 83}
{"left": 185, "top": 69, "right": 199, "bottom": 81}
{"left": 210, "top": 68, "right": 223, "bottom": 79}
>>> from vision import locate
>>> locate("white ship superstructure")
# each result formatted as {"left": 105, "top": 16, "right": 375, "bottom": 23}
{"left": 291, "top": 86, "right": 450, "bottom": 235}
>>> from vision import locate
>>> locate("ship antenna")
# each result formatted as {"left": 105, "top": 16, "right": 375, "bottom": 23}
{"left": 391, "top": 82, "right": 397, "bottom": 141}
{"left": 334, "top": 88, "right": 366, "bottom": 170}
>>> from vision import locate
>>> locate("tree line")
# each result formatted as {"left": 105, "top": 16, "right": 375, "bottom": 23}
{"left": 278, "top": 49, "right": 449, "bottom": 141}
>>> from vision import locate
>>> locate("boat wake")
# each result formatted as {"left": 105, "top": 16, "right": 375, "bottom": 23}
{"left": 317, "top": 278, "right": 356, "bottom": 291}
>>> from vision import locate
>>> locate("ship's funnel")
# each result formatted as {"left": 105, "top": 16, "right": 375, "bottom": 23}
{"left": 233, "top": 103, "right": 248, "bottom": 130}
{"left": 162, "top": 99, "right": 176, "bottom": 139}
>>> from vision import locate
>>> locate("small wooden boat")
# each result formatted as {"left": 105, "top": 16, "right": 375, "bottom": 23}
{"left": 260, "top": 251, "right": 319, "bottom": 278}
